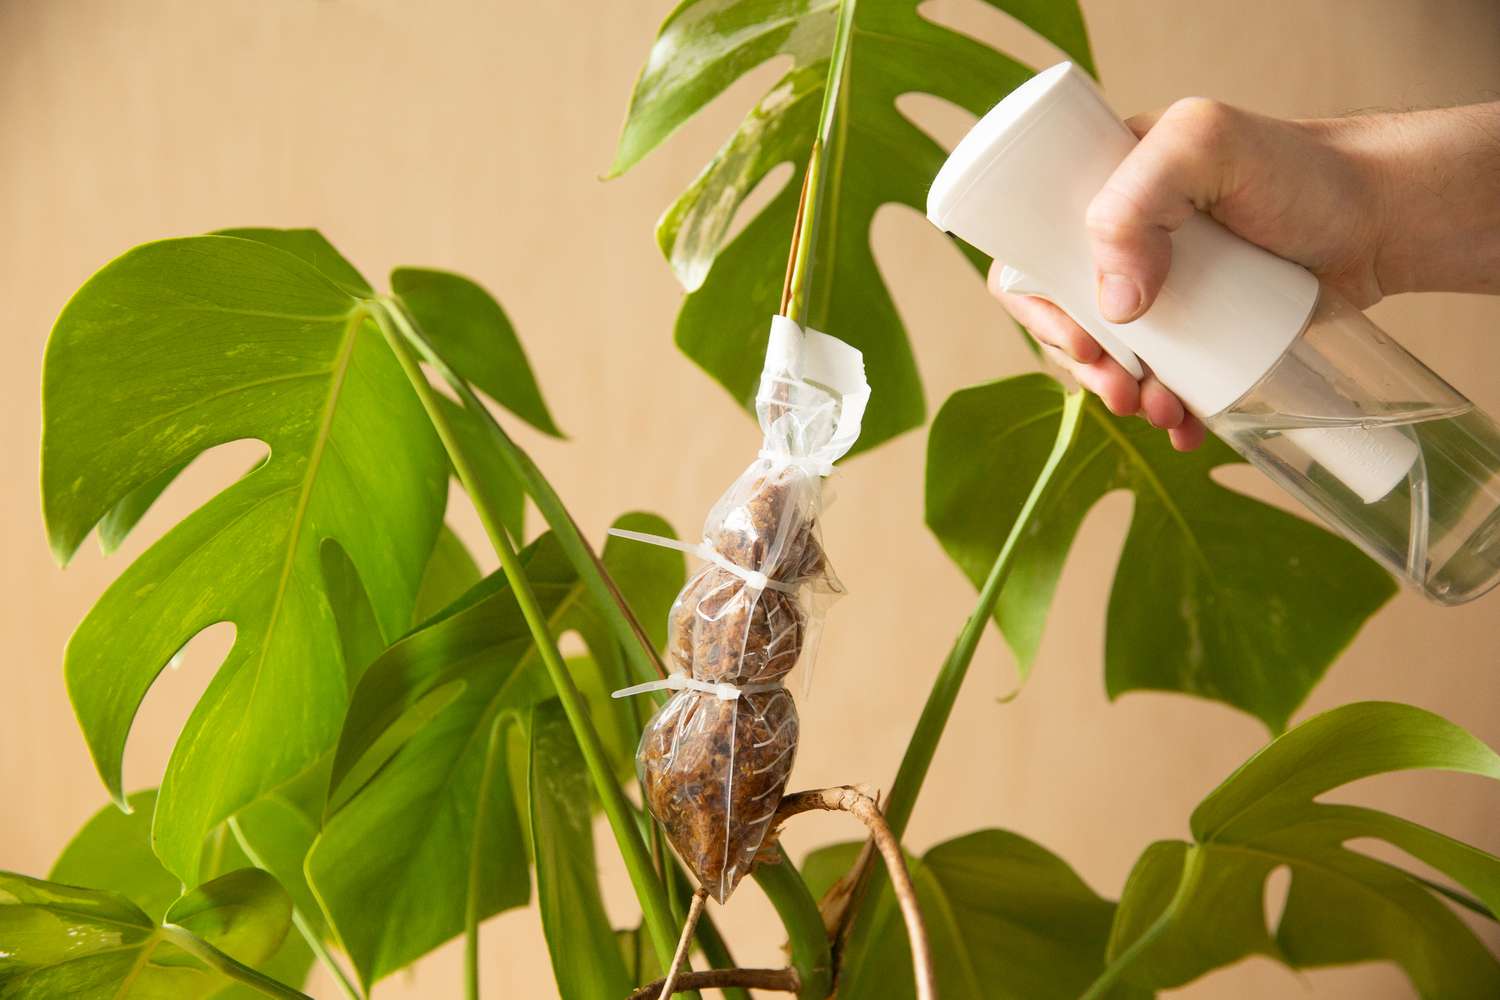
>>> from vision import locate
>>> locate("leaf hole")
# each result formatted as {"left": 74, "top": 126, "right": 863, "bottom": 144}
{"left": 94, "top": 438, "right": 270, "bottom": 560}
{"left": 1262, "top": 862, "right": 1292, "bottom": 933}
{"left": 723, "top": 161, "right": 793, "bottom": 257}
{"left": 915, "top": 0, "right": 1083, "bottom": 79}
{"left": 417, "top": 361, "right": 464, "bottom": 406}
{"left": 893, "top": 91, "right": 981, "bottom": 154}
{"left": 123, "top": 622, "right": 238, "bottom": 792}
{"left": 1207, "top": 463, "right": 1297, "bottom": 512}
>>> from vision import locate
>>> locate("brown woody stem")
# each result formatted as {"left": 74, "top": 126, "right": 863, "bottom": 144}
{"left": 771, "top": 786, "right": 936, "bottom": 1000}
{"left": 654, "top": 887, "right": 708, "bottom": 999}
{"left": 627, "top": 967, "right": 801, "bottom": 1000}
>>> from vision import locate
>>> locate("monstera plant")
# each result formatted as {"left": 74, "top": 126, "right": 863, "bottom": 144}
{"left": 5, "top": 2, "right": 1498, "bottom": 999}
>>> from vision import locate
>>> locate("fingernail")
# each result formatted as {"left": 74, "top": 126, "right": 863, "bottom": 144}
{"left": 1098, "top": 274, "right": 1142, "bottom": 323}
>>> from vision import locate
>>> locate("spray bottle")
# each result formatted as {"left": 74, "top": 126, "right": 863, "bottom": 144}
{"left": 927, "top": 62, "right": 1500, "bottom": 605}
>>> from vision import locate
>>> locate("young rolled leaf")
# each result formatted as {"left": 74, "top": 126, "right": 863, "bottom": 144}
{"left": 611, "top": 0, "right": 1093, "bottom": 452}
{"left": 306, "top": 517, "right": 682, "bottom": 986}
{"left": 803, "top": 831, "right": 1147, "bottom": 1000}
{"left": 41, "top": 235, "right": 449, "bottom": 882}
{"left": 1096, "top": 701, "right": 1500, "bottom": 997}
{"left": 0, "top": 867, "right": 299, "bottom": 999}
{"left": 528, "top": 700, "right": 635, "bottom": 1000}
{"left": 926, "top": 374, "right": 1395, "bottom": 730}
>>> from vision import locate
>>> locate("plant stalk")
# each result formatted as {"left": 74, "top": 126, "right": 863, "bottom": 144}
{"left": 657, "top": 887, "right": 708, "bottom": 999}
{"left": 464, "top": 717, "right": 507, "bottom": 1000}
{"left": 372, "top": 301, "right": 686, "bottom": 983}
{"left": 836, "top": 389, "right": 1086, "bottom": 985}
{"left": 756, "top": 850, "right": 834, "bottom": 999}
{"left": 894, "top": 388, "right": 1084, "bottom": 830}
{"left": 773, "top": 787, "right": 934, "bottom": 1000}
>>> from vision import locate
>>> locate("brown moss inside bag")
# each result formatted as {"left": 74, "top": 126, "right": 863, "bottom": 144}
{"left": 639, "top": 687, "right": 798, "bottom": 901}
{"left": 641, "top": 469, "right": 827, "bottom": 900}
{"left": 617, "top": 317, "right": 868, "bottom": 903}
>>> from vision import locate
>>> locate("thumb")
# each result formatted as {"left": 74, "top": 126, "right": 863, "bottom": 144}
{"left": 1086, "top": 98, "right": 1241, "bottom": 323}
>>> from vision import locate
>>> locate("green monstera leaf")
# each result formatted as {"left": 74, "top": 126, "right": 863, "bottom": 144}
{"left": 611, "top": 0, "right": 1093, "bottom": 452}
{"left": 0, "top": 866, "right": 301, "bottom": 999}
{"left": 42, "top": 230, "right": 554, "bottom": 884}
{"left": 803, "top": 831, "right": 1147, "bottom": 1000}
{"left": 43, "top": 234, "right": 449, "bottom": 882}
{"left": 306, "top": 514, "right": 682, "bottom": 987}
{"left": 1093, "top": 702, "right": 1500, "bottom": 998}
{"left": 926, "top": 374, "right": 1395, "bottom": 730}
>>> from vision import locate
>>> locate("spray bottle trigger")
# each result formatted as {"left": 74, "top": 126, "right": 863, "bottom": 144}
{"left": 997, "top": 265, "right": 1145, "bottom": 380}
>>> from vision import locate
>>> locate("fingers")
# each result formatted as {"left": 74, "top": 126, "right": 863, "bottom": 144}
{"left": 1169, "top": 415, "right": 1207, "bottom": 452}
{"left": 989, "top": 261, "right": 1203, "bottom": 450}
{"left": 1122, "top": 109, "right": 1163, "bottom": 138}
{"left": 1087, "top": 98, "right": 1243, "bottom": 322}
{"left": 1138, "top": 373, "right": 1185, "bottom": 430}
{"left": 989, "top": 267, "right": 1102, "bottom": 365}
{"left": 1039, "top": 344, "right": 1141, "bottom": 417}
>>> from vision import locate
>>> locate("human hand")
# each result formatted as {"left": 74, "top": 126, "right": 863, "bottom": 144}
{"left": 989, "top": 98, "right": 1390, "bottom": 451}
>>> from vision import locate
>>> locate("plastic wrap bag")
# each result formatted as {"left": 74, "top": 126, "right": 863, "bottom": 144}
{"left": 611, "top": 315, "right": 868, "bottom": 902}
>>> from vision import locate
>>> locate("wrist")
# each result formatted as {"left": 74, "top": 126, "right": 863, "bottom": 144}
{"left": 1344, "top": 105, "right": 1500, "bottom": 296}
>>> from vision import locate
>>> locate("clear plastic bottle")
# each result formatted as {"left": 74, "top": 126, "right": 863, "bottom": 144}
{"left": 1209, "top": 286, "right": 1500, "bottom": 603}
{"left": 927, "top": 60, "right": 1500, "bottom": 605}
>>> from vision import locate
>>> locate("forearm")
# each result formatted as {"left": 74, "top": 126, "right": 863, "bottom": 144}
{"left": 1339, "top": 103, "right": 1500, "bottom": 296}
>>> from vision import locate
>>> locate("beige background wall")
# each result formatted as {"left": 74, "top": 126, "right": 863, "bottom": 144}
{"left": 4, "top": 1, "right": 1499, "bottom": 997}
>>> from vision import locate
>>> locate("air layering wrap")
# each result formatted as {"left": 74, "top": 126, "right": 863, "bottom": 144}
{"left": 610, "top": 315, "right": 869, "bottom": 902}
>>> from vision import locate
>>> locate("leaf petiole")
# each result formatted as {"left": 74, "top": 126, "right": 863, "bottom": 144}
{"left": 370, "top": 299, "right": 688, "bottom": 987}
{"left": 837, "top": 388, "right": 1086, "bottom": 983}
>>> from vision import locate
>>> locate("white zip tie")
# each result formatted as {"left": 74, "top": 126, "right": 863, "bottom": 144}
{"left": 607, "top": 528, "right": 799, "bottom": 595}
{"left": 611, "top": 670, "right": 784, "bottom": 702}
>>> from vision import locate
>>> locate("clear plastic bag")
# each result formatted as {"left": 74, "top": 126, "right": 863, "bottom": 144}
{"left": 612, "top": 316, "right": 868, "bottom": 901}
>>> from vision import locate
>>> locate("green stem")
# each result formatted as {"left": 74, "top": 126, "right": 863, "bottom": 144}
{"left": 890, "top": 389, "right": 1083, "bottom": 833}
{"left": 372, "top": 301, "right": 685, "bottom": 982}
{"left": 386, "top": 300, "right": 666, "bottom": 690}
{"left": 226, "top": 818, "right": 362, "bottom": 1000}
{"left": 838, "top": 389, "right": 1085, "bottom": 983}
{"left": 756, "top": 852, "right": 834, "bottom": 1000}
{"left": 465, "top": 717, "right": 507, "bottom": 1000}
{"left": 785, "top": 0, "right": 857, "bottom": 327}
{"left": 159, "top": 925, "right": 314, "bottom": 1000}
{"left": 657, "top": 821, "right": 684, "bottom": 924}
{"left": 1080, "top": 845, "right": 1206, "bottom": 1000}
